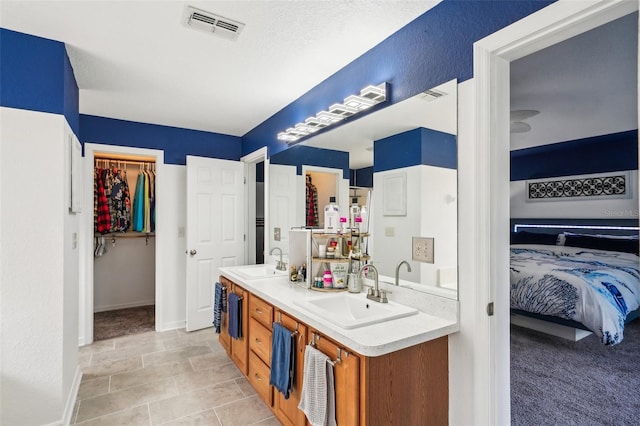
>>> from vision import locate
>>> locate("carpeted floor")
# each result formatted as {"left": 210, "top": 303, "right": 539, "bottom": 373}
{"left": 94, "top": 305, "right": 155, "bottom": 341}
{"left": 511, "top": 319, "right": 640, "bottom": 425}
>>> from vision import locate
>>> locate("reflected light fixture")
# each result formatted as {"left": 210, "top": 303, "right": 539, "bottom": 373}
{"left": 277, "top": 82, "right": 388, "bottom": 144}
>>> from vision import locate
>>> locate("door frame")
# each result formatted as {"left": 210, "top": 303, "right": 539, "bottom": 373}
{"left": 301, "top": 165, "right": 349, "bottom": 227}
{"left": 79, "top": 143, "right": 165, "bottom": 346}
{"left": 472, "top": 1, "right": 638, "bottom": 423}
{"left": 241, "top": 147, "right": 268, "bottom": 265}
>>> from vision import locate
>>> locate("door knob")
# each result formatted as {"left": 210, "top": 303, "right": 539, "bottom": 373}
{"left": 189, "top": 249, "right": 197, "bottom": 256}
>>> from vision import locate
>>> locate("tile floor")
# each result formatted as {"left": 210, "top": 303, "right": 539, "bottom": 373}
{"left": 74, "top": 328, "right": 282, "bottom": 425}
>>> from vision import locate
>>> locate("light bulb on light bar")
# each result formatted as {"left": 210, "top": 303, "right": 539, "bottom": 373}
{"left": 360, "top": 83, "right": 387, "bottom": 102}
{"left": 315, "top": 111, "right": 344, "bottom": 124}
{"left": 343, "top": 94, "right": 377, "bottom": 110}
{"left": 277, "top": 82, "right": 388, "bottom": 144}
{"left": 304, "top": 117, "right": 329, "bottom": 129}
{"left": 328, "top": 103, "right": 358, "bottom": 117}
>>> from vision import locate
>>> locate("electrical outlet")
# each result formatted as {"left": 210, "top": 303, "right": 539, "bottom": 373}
{"left": 412, "top": 237, "right": 434, "bottom": 263}
{"left": 274, "top": 227, "right": 281, "bottom": 241}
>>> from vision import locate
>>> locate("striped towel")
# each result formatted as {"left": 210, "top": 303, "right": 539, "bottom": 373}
{"left": 213, "top": 282, "right": 226, "bottom": 333}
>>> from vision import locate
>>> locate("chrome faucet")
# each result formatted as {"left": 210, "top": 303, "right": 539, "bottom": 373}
{"left": 269, "top": 247, "right": 286, "bottom": 271}
{"left": 359, "top": 264, "right": 387, "bottom": 303}
{"left": 395, "top": 260, "right": 412, "bottom": 286}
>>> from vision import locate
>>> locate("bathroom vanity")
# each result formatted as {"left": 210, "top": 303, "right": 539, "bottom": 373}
{"left": 218, "top": 265, "right": 458, "bottom": 426}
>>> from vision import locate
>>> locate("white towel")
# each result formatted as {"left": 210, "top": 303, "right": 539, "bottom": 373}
{"left": 298, "top": 345, "right": 337, "bottom": 426}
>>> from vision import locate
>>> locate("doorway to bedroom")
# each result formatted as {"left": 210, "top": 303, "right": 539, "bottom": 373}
{"left": 508, "top": 11, "right": 639, "bottom": 425}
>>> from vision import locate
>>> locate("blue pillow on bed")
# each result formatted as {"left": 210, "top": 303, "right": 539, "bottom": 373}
{"left": 511, "top": 231, "right": 559, "bottom": 245}
{"left": 564, "top": 234, "right": 639, "bottom": 255}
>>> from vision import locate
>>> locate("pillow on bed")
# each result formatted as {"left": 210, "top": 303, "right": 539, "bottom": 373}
{"left": 563, "top": 234, "right": 639, "bottom": 255}
{"left": 511, "top": 231, "right": 560, "bottom": 246}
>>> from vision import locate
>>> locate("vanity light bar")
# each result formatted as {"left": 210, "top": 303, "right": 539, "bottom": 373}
{"left": 277, "top": 82, "right": 388, "bottom": 143}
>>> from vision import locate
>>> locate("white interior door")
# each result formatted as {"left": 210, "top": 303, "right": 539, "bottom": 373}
{"left": 186, "top": 155, "right": 245, "bottom": 331}
{"left": 268, "top": 164, "right": 297, "bottom": 256}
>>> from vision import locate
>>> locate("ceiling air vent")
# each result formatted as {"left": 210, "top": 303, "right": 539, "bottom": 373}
{"left": 183, "top": 6, "right": 245, "bottom": 41}
{"left": 420, "top": 89, "right": 447, "bottom": 102}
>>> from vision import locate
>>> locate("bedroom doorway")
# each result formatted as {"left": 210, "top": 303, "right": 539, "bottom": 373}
{"left": 472, "top": 1, "right": 639, "bottom": 424}
{"left": 508, "top": 11, "right": 639, "bottom": 425}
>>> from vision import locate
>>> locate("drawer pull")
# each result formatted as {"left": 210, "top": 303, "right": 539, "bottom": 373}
{"left": 255, "top": 308, "right": 263, "bottom": 314}
{"left": 255, "top": 338, "right": 262, "bottom": 344}
{"left": 254, "top": 374, "right": 262, "bottom": 381}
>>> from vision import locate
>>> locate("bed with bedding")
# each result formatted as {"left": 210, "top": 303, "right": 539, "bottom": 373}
{"left": 510, "top": 224, "right": 640, "bottom": 345}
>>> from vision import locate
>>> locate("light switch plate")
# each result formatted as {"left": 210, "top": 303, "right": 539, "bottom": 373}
{"left": 412, "top": 237, "right": 434, "bottom": 263}
{"left": 385, "top": 227, "right": 395, "bottom": 237}
{"left": 274, "top": 227, "right": 281, "bottom": 241}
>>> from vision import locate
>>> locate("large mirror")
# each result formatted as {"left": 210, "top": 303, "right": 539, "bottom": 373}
{"left": 268, "top": 79, "right": 457, "bottom": 299}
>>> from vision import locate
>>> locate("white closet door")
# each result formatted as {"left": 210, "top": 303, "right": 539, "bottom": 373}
{"left": 186, "top": 156, "right": 245, "bottom": 331}
{"left": 268, "top": 164, "right": 297, "bottom": 255}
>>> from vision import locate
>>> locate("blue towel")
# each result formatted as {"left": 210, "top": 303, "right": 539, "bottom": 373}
{"left": 213, "top": 282, "right": 227, "bottom": 333}
{"left": 269, "top": 323, "right": 295, "bottom": 399}
{"left": 228, "top": 293, "right": 242, "bottom": 339}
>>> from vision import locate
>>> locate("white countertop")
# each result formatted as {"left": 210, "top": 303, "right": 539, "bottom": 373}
{"left": 219, "top": 266, "right": 459, "bottom": 357}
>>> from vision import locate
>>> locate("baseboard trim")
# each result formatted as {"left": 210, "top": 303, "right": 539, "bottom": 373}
{"left": 44, "top": 366, "right": 82, "bottom": 426}
{"left": 94, "top": 299, "right": 155, "bottom": 313}
{"left": 160, "top": 320, "right": 187, "bottom": 332}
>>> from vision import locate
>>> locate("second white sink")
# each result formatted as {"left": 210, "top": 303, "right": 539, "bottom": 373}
{"left": 231, "top": 264, "right": 288, "bottom": 280}
{"left": 293, "top": 292, "right": 418, "bottom": 329}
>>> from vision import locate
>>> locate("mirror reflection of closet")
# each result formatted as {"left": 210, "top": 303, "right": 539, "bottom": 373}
{"left": 305, "top": 171, "right": 338, "bottom": 229}
{"left": 93, "top": 154, "right": 156, "bottom": 341}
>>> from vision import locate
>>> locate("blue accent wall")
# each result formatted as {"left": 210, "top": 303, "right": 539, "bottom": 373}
{"left": 510, "top": 130, "right": 638, "bottom": 181}
{"left": 270, "top": 145, "right": 350, "bottom": 179}
{"left": 80, "top": 115, "right": 242, "bottom": 165}
{"left": 1, "top": 28, "right": 79, "bottom": 135}
{"left": 374, "top": 127, "right": 456, "bottom": 172}
{"left": 241, "top": 0, "right": 553, "bottom": 158}
{"left": 351, "top": 167, "right": 374, "bottom": 188}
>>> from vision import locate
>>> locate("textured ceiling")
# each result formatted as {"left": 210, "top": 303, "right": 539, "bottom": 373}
{"left": 0, "top": 0, "right": 439, "bottom": 136}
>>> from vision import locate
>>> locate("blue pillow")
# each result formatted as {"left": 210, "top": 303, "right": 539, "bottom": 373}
{"left": 511, "top": 231, "right": 559, "bottom": 246}
{"left": 564, "top": 234, "right": 639, "bottom": 255}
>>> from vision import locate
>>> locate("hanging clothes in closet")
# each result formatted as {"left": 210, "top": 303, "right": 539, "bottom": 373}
{"left": 306, "top": 175, "right": 319, "bottom": 227}
{"left": 132, "top": 165, "right": 156, "bottom": 233}
{"left": 94, "top": 164, "right": 131, "bottom": 234}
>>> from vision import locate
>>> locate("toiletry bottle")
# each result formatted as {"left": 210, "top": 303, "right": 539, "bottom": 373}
{"left": 349, "top": 197, "right": 360, "bottom": 229}
{"left": 340, "top": 217, "right": 348, "bottom": 233}
{"left": 289, "top": 266, "right": 298, "bottom": 282}
{"left": 359, "top": 203, "right": 368, "bottom": 233}
{"left": 324, "top": 196, "right": 339, "bottom": 233}
{"left": 299, "top": 263, "right": 306, "bottom": 281}
{"left": 323, "top": 270, "right": 333, "bottom": 288}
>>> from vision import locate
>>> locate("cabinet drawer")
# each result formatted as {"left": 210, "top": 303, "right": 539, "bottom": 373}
{"left": 249, "top": 295, "right": 273, "bottom": 329}
{"left": 249, "top": 318, "right": 272, "bottom": 365}
{"left": 248, "top": 351, "right": 273, "bottom": 406}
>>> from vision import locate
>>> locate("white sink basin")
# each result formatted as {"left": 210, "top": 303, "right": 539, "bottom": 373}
{"left": 231, "top": 264, "right": 288, "bottom": 280}
{"left": 293, "top": 292, "right": 418, "bottom": 329}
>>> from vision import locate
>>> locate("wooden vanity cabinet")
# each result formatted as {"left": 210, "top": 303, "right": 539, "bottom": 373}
{"left": 310, "top": 328, "right": 360, "bottom": 426}
{"left": 229, "top": 283, "right": 249, "bottom": 375}
{"left": 248, "top": 294, "right": 274, "bottom": 406}
{"left": 218, "top": 276, "right": 232, "bottom": 354}
{"left": 273, "top": 310, "right": 308, "bottom": 426}
{"left": 218, "top": 276, "right": 448, "bottom": 426}
{"left": 360, "top": 336, "right": 449, "bottom": 426}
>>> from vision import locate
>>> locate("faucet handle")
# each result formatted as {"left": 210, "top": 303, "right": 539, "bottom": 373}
{"left": 379, "top": 291, "right": 388, "bottom": 303}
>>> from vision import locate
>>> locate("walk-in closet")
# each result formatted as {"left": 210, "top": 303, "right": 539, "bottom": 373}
{"left": 93, "top": 154, "right": 156, "bottom": 340}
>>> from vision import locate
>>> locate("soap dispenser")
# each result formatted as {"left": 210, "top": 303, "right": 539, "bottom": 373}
{"left": 324, "top": 196, "right": 340, "bottom": 234}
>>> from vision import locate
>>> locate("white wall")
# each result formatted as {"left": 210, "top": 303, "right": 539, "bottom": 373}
{"left": 449, "top": 78, "right": 476, "bottom": 426}
{"left": 159, "top": 164, "right": 187, "bottom": 330}
{"left": 1, "top": 107, "right": 80, "bottom": 425}
{"left": 372, "top": 165, "right": 457, "bottom": 287}
{"left": 510, "top": 170, "right": 639, "bottom": 219}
